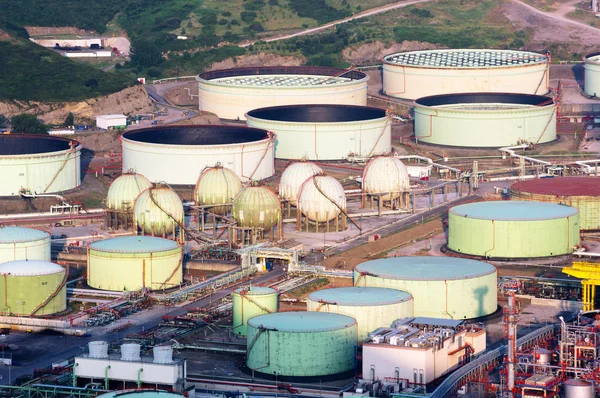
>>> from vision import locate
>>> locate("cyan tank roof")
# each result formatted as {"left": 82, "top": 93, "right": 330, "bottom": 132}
{"left": 0, "top": 226, "right": 49, "bottom": 243}
{"left": 355, "top": 256, "right": 496, "bottom": 281}
{"left": 248, "top": 311, "right": 356, "bottom": 332}
{"left": 449, "top": 200, "right": 578, "bottom": 221}
{"left": 308, "top": 287, "right": 412, "bottom": 306}
{"left": 96, "top": 391, "right": 184, "bottom": 398}
{"left": 0, "top": 260, "right": 64, "bottom": 276}
{"left": 89, "top": 236, "right": 180, "bottom": 253}
{"left": 234, "top": 286, "right": 277, "bottom": 295}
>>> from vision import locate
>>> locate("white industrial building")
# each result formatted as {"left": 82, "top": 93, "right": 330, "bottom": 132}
{"left": 74, "top": 342, "right": 186, "bottom": 391}
{"left": 64, "top": 50, "right": 112, "bottom": 58}
{"left": 96, "top": 114, "right": 127, "bottom": 130}
{"left": 362, "top": 317, "right": 486, "bottom": 386}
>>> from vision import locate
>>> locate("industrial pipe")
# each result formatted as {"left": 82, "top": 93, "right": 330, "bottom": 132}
{"left": 104, "top": 365, "right": 111, "bottom": 390}
{"left": 137, "top": 368, "right": 144, "bottom": 388}
{"left": 72, "top": 363, "right": 78, "bottom": 387}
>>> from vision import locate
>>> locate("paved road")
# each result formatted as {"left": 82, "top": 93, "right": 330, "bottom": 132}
{"left": 510, "top": 0, "right": 600, "bottom": 34}
{"left": 240, "top": 0, "right": 431, "bottom": 47}
{"left": 0, "top": 269, "right": 285, "bottom": 385}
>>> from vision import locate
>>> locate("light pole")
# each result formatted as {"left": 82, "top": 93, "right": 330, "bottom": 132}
{"left": 274, "top": 371, "right": 278, "bottom": 398}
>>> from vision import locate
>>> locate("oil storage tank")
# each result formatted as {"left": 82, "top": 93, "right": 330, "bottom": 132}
{"left": 511, "top": 177, "right": 600, "bottom": 231}
{"left": 362, "top": 156, "right": 410, "bottom": 208}
{"left": 232, "top": 185, "right": 282, "bottom": 242}
{"left": 246, "top": 105, "right": 391, "bottom": 160}
{"left": 246, "top": 312, "right": 356, "bottom": 377}
{"left": 413, "top": 93, "right": 556, "bottom": 147}
{"left": 134, "top": 185, "right": 184, "bottom": 238}
{"left": 96, "top": 391, "right": 184, "bottom": 398}
{"left": 279, "top": 161, "right": 323, "bottom": 206}
{"left": 307, "top": 287, "right": 414, "bottom": 342}
{"left": 232, "top": 286, "right": 279, "bottom": 336}
{"left": 448, "top": 201, "right": 580, "bottom": 258}
{"left": 0, "top": 135, "right": 81, "bottom": 196}
{"left": 0, "top": 226, "right": 51, "bottom": 264}
{"left": 382, "top": 49, "right": 549, "bottom": 100}
{"left": 0, "top": 260, "right": 67, "bottom": 316}
{"left": 121, "top": 125, "right": 275, "bottom": 184}
{"left": 564, "top": 378, "right": 594, "bottom": 398}
{"left": 87, "top": 236, "right": 183, "bottom": 291}
{"left": 106, "top": 172, "right": 153, "bottom": 212}
{"left": 354, "top": 257, "right": 497, "bottom": 319}
{"left": 194, "top": 165, "right": 242, "bottom": 215}
{"left": 297, "top": 174, "right": 347, "bottom": 231}
{"left": 584, "top": 52, "right": 600, "bottom": 97}
{"left": 197, "top": 66, "right": 369, "bottom": 120}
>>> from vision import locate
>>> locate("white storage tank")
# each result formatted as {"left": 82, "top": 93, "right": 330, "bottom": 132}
{"left": 153, "top": 345, "right": 174, "bottom": 364}
{"left": 279, "top": 161, "right": 323, "bottom": 205}
{"left": 121, "top": 125, "right": 275, "bottom": 184}
{"left": 246, "top": 105, "right": 391, "bottom": 160}
{"left": 0, "top": 226, "right": 51, "bottom": 264}
{"left": 120, "top": 343, "right": 141, "bottom": 361}
{"left": 88, "top": 341, "right": 109, "bottom": 359}
{"left": 197, "top": 66, "right": 369, "bottom": 120}
{"left": 584, "top": 52, "right": 600, "bottom": 97}
{"left": 564, "top": 378, "right": 594, "bottom": 398}
{"left": 134, "top": 185, "right": 184, "bottom": 237}
{"left": 362, "top": 156, "right": 410, "bottom": 202}
{"left": 194, "top": 164, "right": 242, "bottom": 215}
{"left": 298, "top": 174, "right": 346, "bottom": 222}
{"left": 307, "top": 287, "right": 414, "bottom": 342}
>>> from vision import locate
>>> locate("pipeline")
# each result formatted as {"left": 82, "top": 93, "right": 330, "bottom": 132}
{"left": 29, "top": 265, "right": 69, "bottom": 316}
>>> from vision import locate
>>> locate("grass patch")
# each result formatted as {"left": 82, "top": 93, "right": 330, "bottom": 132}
{"left": 286, "top": 278, "right": 329, "bottom": 298}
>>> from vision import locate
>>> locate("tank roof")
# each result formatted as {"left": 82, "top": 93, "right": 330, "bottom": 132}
{"left": 585, "top": 52, "right": 600, "bottom": 62}
{"left": 89, "top": 236, "right": 180, "bottom": 253}
{"left": 355, "top": 257, "right": 496, "bottom": 281}
{"left": 0, "top": 226, "right": 49, "bottom": 243}
{"left": 449, "top": 200, "right": 579, "bottom": 220}
{"left": 308, "top": 287, "right": 412, "bottom": 306}
{"left": 415, "top": 93, "right": 554, "bottom": 108}
{"left": 248, "top": 311, "right": 356, "bottom": 332}
{"left": 0, "top": 260, "right": 64, "bottom": 276}
{"left": 121, "top": 125, "right": 269, "bottom": 146}
{"left": 511, "top": 177, "right": 600, "bottom": 196}
{"left": 96, "top": 391, "right": 184, "bottom": 398}
{"left": 246, "top": 105, "right": 386, "bottom": 123}
{"left": 0, "top": 135, "right": 80, "bottom": 156}
{"left": 234, "top": 286, "right": 278, "bottom": 295}
{"left": 198, "top": 66, "right": 367, "bottom": 83}
{"left": 383, "top": 49, "right": 548, "bottom": 68}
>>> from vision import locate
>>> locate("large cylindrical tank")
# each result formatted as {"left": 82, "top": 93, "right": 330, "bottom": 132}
{"left": 246, "top": 312, "right": 356, "bottom": 377}
{"left": 0, "top": 135, "right": 81, "bottom": 196}
{"left": 413, "top": 93, "right": 557, "bottom": 147}
{"left": 88, "top": 236, "right": 183, "bottom": 292}
{"left": 382, "top": 49, "right": 549, "bottom": 100}
{"left": 233, "top": 286, "right": 279, "bottom": 336}
{"left": 362, "top": 156, "right": 410, "bottom": 201}
{"left": 511, "top": 177, "right": 600, "bottom": 231}
{"left": 120, "top": 343, "right": 141, "bottom": 361}
{"left": 134, "top": 186, "right": 184, "bottom": 236}
{"left": 197, "top": 66, "right": 369, "bottom": 120}
{"left": 153, "top": 345, "right": 174, "bottom": 364}
{"left": 232, "top": 186, "right": 281, "bottom": 229}
{"left": 0, "top": 260, "right": 67, "bottom": 316}
{"left": 534, "top": 348, "right": 552, "bottom": 365}
{"left": 0, "top": 226, "right": 51, "bottom": 264}
{"left": 307, "top": 287, "right": 413, "bottom": 342}
{"left": 564, "top": 378, "right": 594, "bottom": 398}
{"left": 106, "top": 172, "right": 153, "bottom": 211}
{"left": 298, "top": 175, "right": 346, "bottom": 222}
{"left": 194, "top": 165, "right": 242, "bottom": 215}
{"left": 121, "top": 125, "right": 275, "bottom": 184}
{"left": 354, "top": 257, "right": 497, "bottom": 319}
{"left": 584, "top": 52, "right": 600, "bottom": 97}
{"left": 448, "top": 201, "right": 580, "bottom": 258}
{"left": 246, "top": 105, "right": 391, "bottom": 160}
{"left": 279, "top": 161, "right": 323, "bottom": 205}
{"left": 96, "top": 391, "right": 184, "bottom": 398}
{"left": 88, "top": 341, "right": 109, "bottom": 358}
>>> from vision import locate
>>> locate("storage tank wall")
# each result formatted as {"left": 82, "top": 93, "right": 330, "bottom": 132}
{"left": 232, "top": 287, "right": 279, "bottom": 336}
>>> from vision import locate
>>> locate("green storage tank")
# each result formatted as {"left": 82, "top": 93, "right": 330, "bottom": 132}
{"left": 106, "top": 172, "right": 153, "bottom": 211}
{"left": 247, "top": 311, "right": 356, "bottom": 377}
{"left": 232, "top": 286, "right": 279, "bottom": 336}
{"left": 354, "top": 257, "right": 497, "bottom": 319}
{"left": 232, "top": 186, "right": 281, "bottom": 229}
{"left": 510, "top": 177, "right": 600, "bottom": 232}
{"left": 134, "top": 185, "right": 184, "bottom": 237}
{"left": 0, "top": 260, "right": 67, "bottom": 316}
{"left": 194, "top": 165, "right": 242, "bottom": 215}
{"left": 448, "top": 201, "right": 580, "bottom": 258}
{"left": 87, "top": 236, "right": 183, "bottom": 291}
{"left": 307, "top": 287, "right": 413, "bottom": 342}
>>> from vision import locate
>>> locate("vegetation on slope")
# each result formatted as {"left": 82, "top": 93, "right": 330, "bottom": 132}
{"left": 0, "top": 39, "right": 134, "bottom": 102}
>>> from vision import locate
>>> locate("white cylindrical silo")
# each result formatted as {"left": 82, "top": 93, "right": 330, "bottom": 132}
{"left": 120, "top": 343, "right": 141, "bottom": 361}
{"left": 88, "top": 341, "right": 109, "bottom": 358}
{"left": 153, "top": 345, "right": 174, "bottom": 364}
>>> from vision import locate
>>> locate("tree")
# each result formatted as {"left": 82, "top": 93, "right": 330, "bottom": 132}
{"left": 130, "top": 39, "right": 163, "bottom": 68}
{"left": 10, "top": 114, "right": 48, "bottom": 134}
{"left": 63, "top": 112, "right": 75, "bottom": 127}
{"left": 85, "top": 78, "right": 98, "bottom": 89}
{"left": 0, "top": 114, "right": 9, "bottom": 128}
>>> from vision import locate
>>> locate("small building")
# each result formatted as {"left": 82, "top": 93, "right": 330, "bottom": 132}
{"left": 64, "top": 50, "right": 112, "bottom": 58}
{"left": 362, "top": 317, "right": 486, "bottom": 386}
{"left": 96, "top": 114, "right": 127, "bottom": 130}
